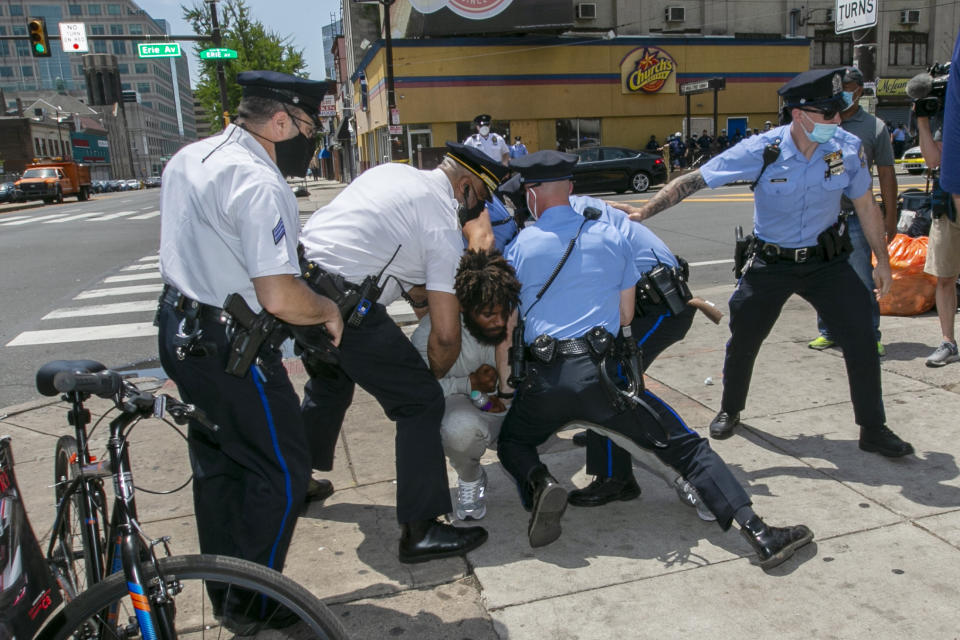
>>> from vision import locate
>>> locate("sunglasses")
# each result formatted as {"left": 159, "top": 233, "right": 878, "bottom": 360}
{"left": 799, "top": 106, "right": 840, "bottom": 120}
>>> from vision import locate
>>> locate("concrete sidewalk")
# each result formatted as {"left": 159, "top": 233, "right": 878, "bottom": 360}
{"left": 3, "top": 280, "right": 958, "bottom": 638}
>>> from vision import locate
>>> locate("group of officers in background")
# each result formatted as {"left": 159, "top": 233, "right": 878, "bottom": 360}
{"left": 154, "top": 53, "right": 958, "bottom": 626}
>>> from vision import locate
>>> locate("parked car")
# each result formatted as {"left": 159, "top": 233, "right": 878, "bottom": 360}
{"left": 144, "top": 176, "right": 162, "bottom": 188}
{"left": 901, "top": 146, "right": 927, "bottom": 175}
{"left": 124, "top": 179, "right": 142, "bottom": 190}
{"left": 0, "top": 181, "right": 25, "bottom": 203}
{"left": 107, "top": 179, "right": 125, "bottom": 192}
{"left": 570, "top": 146, "right": 668, "bottom": 194}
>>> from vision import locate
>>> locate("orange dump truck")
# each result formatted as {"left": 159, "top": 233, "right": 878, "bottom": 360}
{"left": 15, "top": 160, "right": 92, "bottom": 204}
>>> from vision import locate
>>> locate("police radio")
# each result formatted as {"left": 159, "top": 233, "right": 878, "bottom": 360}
{"left": 346, "top": 245, "right": 401, "bottom": 328}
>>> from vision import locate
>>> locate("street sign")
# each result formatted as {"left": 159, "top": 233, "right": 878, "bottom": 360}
{"left": 388, "top": 125, "right": 403, "bottom": 135}
{"left": 678, "top": 77, "right": 726, "bottom": 96}
{"left": 835, "top": 0, "right": 877, "bottom": 34}
{"left": 199, "top": 47, "right": 238, "bottom": 60}
{"left": 59, "top": 22, "right": 89, "bottom": 53}
{"left": 320, "top": 94, "right": 336, "bottom": 117}
{"left": 137, "top": 42, "right": 182, "bottom": 58}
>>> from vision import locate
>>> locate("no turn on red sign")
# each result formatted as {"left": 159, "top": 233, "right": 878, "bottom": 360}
{"left": 835, "top": 0, "right": 878, "bottom": 34}
{"left": 59, "top": 22, "right": 89, "bottom": 53}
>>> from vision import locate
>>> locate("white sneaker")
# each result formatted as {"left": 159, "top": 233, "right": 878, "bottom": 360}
{"left": 925, "top": 341, "right": 959, "bottom": 368}
{"left": 455, "top": 468, "right": 487, "bottom": 520}
{"left": 673, "top": 476, "right": 716, "bottom": 522}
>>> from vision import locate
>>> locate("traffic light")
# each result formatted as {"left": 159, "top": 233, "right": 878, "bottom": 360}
{"left": 27, "top": 17, "right": 51, "bottom": 58}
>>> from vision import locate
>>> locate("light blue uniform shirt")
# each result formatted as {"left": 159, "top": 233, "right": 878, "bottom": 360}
{"left": 460, "top": 194, "right": 518, "bottom": 253}
{"left": 504, "top": 204, "right": 639, "bottom": 343}
{"left": 570, "top": 195, "right": 678, "bottom": 274}
{"left": 700, "top": 125, "right": 872, "bottom": 248}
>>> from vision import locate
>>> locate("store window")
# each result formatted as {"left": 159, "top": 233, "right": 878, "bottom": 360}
{"left": 556, "top": 118, "right": 600, "bottom": 152}
{"left": 889, "top": 31, "right": 928, "bottom": 67}
{"left": 812, "top": 30, "right": 853, "bottom": 66}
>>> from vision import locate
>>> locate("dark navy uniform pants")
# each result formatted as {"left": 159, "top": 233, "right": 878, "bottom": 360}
{"left": 498, "top": 351, "right": 751, "bottom": 530}
{"left": 585, "top": 304, "right": 696, "bottom": 479}
{"left": 722, "top": 256, "right": 885, "bottom": 428}
{"left": 157, "top": 303, "right": 308, "bottom": 572}
{"left": 300, "top": 302, "right": 452, "bottom": 524}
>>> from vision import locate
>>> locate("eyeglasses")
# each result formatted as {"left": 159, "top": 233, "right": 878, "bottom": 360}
{"left": 800, "top": 106, "right": 840, "bottom": 120}
{"left": 284, "top": 107, "right": 318, "bottom": 138}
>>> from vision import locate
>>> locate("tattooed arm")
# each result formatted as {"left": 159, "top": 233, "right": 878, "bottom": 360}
{"left": 627, "top": 170, "right": 708, "bottom": 222}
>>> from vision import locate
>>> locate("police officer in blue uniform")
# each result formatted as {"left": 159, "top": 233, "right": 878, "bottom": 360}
{"left": 627, "top": 68, "right": 913, "bottom": 458}
{"left": 498, "top": 150, "right": 813, "bottom": 569}
{"left": 157, "top": 71, "right": 344, "bottom": 588}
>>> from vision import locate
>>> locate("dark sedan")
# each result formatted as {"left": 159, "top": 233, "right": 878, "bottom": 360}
{"left": 0, "top": 181, "right": 25, "bottom": 203}
{"left": 571, "top": 146, "right": 667, "bottom": 194}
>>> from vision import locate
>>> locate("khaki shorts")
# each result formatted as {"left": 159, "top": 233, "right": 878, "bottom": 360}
{"left": 924, "top": 212, "right": 960, "bottom": 278}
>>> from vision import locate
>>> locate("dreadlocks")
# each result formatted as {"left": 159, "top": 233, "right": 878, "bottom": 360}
{"left": 454, "top": 249, "right": 521, "bottom": 316}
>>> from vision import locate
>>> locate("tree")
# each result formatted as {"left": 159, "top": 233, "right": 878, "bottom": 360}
{"left": 183, "top": 0, "right": 306, "bottom": 134}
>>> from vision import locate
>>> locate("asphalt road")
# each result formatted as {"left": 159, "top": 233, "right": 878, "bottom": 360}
{"left": 0, "top": 174, "right": 928, "bottom": 409}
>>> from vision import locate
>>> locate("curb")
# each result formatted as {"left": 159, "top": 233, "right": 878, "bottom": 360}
{"left": 0, "top": 201, "right": 45, "bottom": 215}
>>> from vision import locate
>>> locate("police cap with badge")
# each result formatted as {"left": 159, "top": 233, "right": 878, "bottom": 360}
{"left": 509, "top": 150, "right": 578, "bottom": 184}
{"left": 237, "top": 70, "right": 332, "bottom": 126}
{"left": 445, "top": 141, "right": 509, "bottom": 193}
{"left": 778, "top": 67, "right": 847, "bottom": 123}
{"left": 473, "top": 114, "right": 492, "bottom": 127}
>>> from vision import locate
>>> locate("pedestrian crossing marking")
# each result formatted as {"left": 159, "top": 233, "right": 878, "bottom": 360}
{"left": 88, "top": 211, "right": 137, "bottom": 221}
{"left": 122, "top": 262, "right": 160, "bottom": 271}
{"left": 43, "top": 300, "right": 158, "bottom": 319}
{"left": 2, "top": 213, "right": 70, "bottom": 225}
{"left": 104, "top": 272, "right": 162, "bottom": 283}
{"left": 139, "top": 255, "right": 159, "bottom": 261}
{"left": 45, "top": 212, "right": 104, "bottom": 223}
{"left": 6, "top": 322, "right": 157, "bottom": 346}
{"left": 130, "top": 210, "right": 160, "bottom": 220}
{"left": 75, "top": 283, "right": 164, "bottom": 299}
{"left": 0, "top": 215, "right": 30, "bottom": 222}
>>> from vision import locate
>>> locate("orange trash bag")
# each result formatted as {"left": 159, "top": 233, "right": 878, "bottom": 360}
{"left": 872, "top": 233, "right": 937, "bottom": 316}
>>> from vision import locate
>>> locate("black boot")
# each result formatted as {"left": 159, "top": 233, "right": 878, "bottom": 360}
{"left": 859, "top": 425, "right": 914, "bottom": 458}
{"left": 709, "top": 411, "right": 740, "bottom": 440}
{"left": 304, "top": 478, "right": 334, "bottom": 503}
{"left": 568, "top": 475, "right": 641, "bottom": 507}
{"left": 398, "top": 518, "right": 487, "bottom": 564}
{"left": 527, "top": 465, "right": 568, "bottom": 548}
{"left": 571, "top": 430, "right": 588, "bottom": 447}
{"left": 740, "top": 515, "right": 814, "bottom": 569}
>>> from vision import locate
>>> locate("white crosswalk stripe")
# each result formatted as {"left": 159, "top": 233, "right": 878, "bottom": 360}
{"left": 130, "top": 210, "right": 160, "bottom": 220}
{"left": 2, "top": 213, "right": 70, "bottom": 225}
{"left": 75, "top": 283, "right": 164, "bottom": 299}
{"left": 88, "top": 210, "right": 137, "bottom": 221}
{"left": 0, "top": 215, "right": 30, "bottom": 223}
{"left": 42, "top": 300, "right": 158, "bottom": 319}
{"left": 6, "top": 322, "right": 157, "bottom": 346}
{"left": 121, "top": 262, "right": 160, "bottom": 271}
{"left": 0, "top": 209, "right": 161, "bottom": 226}
{"left": 103, "top": 272, "right": 162, "bottom": 283}
{"left": 45, "top": 212, "right": 105, "bottom": 223}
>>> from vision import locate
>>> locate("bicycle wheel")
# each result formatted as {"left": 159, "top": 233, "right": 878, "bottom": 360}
{"left": 52, "top": 435, "right": 108, "bottom": 598}
{"left": 36, "top": 554, "right": 350, "bottom": 640}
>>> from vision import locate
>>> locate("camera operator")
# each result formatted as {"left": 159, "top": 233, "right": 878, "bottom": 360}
{"left": 911, "top": 34, "right": 960, "bottom": 367}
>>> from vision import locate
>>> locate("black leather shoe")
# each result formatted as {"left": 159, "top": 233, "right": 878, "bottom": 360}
{"left": 740, "top": 515, "right": 814, "bottom": 569}
{"left": 859, "top": 425, "right": 914, "bottom": 458}
{"left": 571, "top": 430, "right": 588, "bottom": 447}
{"left": 305, "top": 478, "right": 334, "bottom": 503}
{"left": 568, "top": 475, "right": 641, "bottom": 507}
{"left": 398, "top": 518, "right": 488, "bottom": 564}
{"left": 709, "top": 411, "right": 740, "bottom": 440}
{"left": 527, "top": 465, "right": 568, "bottom": 548}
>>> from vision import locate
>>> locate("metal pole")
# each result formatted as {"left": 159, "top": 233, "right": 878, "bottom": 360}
{"left": 207, "top": 0, "right": 231, "bottom": 129}
{"left": 382, "top": 0, "right": 396, "bottom": 160}
{"left": 713, "top": 88, "right": 718, "bottom": 137}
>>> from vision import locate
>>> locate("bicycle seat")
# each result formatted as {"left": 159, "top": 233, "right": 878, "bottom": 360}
{"left": 36, "top": 360, "right": 107, "bottom": 396}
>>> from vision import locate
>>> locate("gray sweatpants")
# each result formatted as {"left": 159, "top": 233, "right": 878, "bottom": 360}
{"left": 441, "top": 394, "right": 505, "bottom": 482}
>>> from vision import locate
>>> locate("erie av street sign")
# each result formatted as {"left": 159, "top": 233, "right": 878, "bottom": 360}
{"left": 199, "top": 47, "right": 238, "bottom": 60}
{"left": 137, "top": 42, "right": 182, "bottom": 58}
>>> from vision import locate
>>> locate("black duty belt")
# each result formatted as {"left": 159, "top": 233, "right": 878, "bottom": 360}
{"left": 524, "top": 328, "right": 614, "bottom": 364}
{"left": 754, "top": 240, "right": 824, "bottom": 264}
{"left": 160, "top": 284, "right": 227, "bottom": 323}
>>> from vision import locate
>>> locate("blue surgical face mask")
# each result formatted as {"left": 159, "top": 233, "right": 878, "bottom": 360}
{"left": 800, "top": 111, "right": 839, "bottom": 144}
{"left": 841, "top": 91, "right": 855, "bottom": 109}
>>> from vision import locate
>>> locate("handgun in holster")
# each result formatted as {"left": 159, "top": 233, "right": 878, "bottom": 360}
{"left": 815, "top": 215, "right": 853, "bottom": 262}
{"left": 507, "top": 320, "right": 527, "bottom": 388}
{"left": 221, "top": 293, "right": 289, "bottom": 377}
{"left": 733, "top": 225, "right": 754, "bottom": 279}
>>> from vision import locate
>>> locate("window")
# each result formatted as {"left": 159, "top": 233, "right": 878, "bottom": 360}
{"left": 110, "top": 24, "right": 123, "bottom": 35}
{"left": 129, "top": 24, "right": 143, "bottom": 35}
{"left": 813, "top": 30, "right": 853, "bottom": 66}
{"left": 12, "top": 25, "right": 26, "bottom": 35}
{"left": 889, "top": 31, "right": 928, "bottom": 66}
{"left": 137, "top": 82, "right": 150, "bottom": 94}
{"left": 69, "top": 4, "right": 83, "bottom": 15}
{"left": 0, "top": 6, "right": 3, "bottom": 15}
{"left": 41, "top": 139, "right": 47, "bottom": 156}
{"left": 106, "top": 4, "right": 121, "bottom": 15}
{"left": 21, "top": 65, "right": 34, "bottom": 77}
{"left": 10, "top": 5, "right": 24, "bottom": 17}
{"left": 118, "top": 63, "right": 128, "bottom": 73}
{"left": 602, "top": 148, "right": 632, "bottom": 160}
{"left": 112, "top": 40, "right": 127, "bottom": 55}
{"left": 90, "top": 24, "right": 105, "bottom": 35}
{"left": 135, "top": 63, "right": 148, "bottom": 74}
{"left": 121, "top": 82, "right": 131, "bottom": 90}
{"left": 0, "top": 67, "right": 13, "bottom": 78}
{"left": 88, "top": 4, "right": 101, "bottom": 15}
{"left": 93, "top": 40, "right": 107, "bottom": 53}
{"left": 35, "top": 138, "right": 42, "bottom": 155}
{"left": 556, "top": 118, "right": 600, "bottom": 151}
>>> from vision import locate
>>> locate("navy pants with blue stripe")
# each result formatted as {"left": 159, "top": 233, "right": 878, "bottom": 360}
{"left": 498, "top": 350, "right": 750, "bottom": 530}
{"left": 157, "top": 303, "right": 308, "bottom": 572}
{"left": 584, "top": 303, "right": 696, "bottom": 479}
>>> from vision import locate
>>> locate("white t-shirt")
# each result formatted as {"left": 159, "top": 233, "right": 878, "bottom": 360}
{"left": 300, "top": 164, "right": 463, "bottom": 305}
{"left": 159, "top": 124, "right": 300, "bottom": 311}
{"left": 464, "top": 132, "right": 509, "bottom": 163}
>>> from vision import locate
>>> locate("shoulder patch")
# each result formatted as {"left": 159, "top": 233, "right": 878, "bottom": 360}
{"left": 272, "top": 218, "right": 286, "bottom": 245}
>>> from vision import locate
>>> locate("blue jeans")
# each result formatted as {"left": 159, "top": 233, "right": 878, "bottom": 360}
{"left": 817, "top": 214, "right": 881, "bottom": 341}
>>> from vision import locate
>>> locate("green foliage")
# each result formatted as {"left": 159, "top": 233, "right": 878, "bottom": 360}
{"left": 183, "top": 0, "right": 306, "bottom": 133}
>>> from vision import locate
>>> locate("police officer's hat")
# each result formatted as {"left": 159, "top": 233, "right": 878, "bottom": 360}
{"left": 509, "top": 150, "right": 578, "bottom": 183}
{"left": 473, "top": 114, "right": 492, "bottom": 126}
{"left": 445, "top": 141, "right": 509, "bottom": 192}
{"left": 237, "top": 70, "right": 332, "bottom": 126}
{"left": 843, "top": 66, "right": 865, "bottom": 86}
{"left": 778, "top": 68, "right": 846, "bottom": 112}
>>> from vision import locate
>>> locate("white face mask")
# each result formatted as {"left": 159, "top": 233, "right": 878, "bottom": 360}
{"left": 479, "top": 125, "right": 490, "bottom": 137}
{"left": 525, "top": 187, "right": 539, "bottom": 221}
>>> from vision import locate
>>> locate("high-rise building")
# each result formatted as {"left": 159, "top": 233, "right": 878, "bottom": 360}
{"left": 321, "top": 17, "right": 342, "bottom": 82}
{"left": 0, "top": 1, "right": 196, "bottom": 177}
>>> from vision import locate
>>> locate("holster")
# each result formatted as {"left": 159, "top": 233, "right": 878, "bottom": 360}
{"left": 815, "top": 215, "right": 853, "bottom": 262}
{"left": 638, "top": 264, "right": 692, "bottom": 316}
{"left": 733, "top": 226, "right": 755, "bottom": 279}
{"left": 931, "top": 172, "right": 958, "bottom": 222}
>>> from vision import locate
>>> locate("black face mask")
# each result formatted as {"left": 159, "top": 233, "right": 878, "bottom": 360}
{"left": 457, "top": 184, "right": 487, "bottom": 227}
{"left": 274, "top": 130, "right": 314, "bottom": 178}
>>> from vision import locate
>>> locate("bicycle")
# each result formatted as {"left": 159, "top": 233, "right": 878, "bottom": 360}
{"left": 2, "top": 359, "right": 350, "bottom": 639}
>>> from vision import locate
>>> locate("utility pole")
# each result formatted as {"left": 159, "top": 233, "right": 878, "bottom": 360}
{"left": 381, "top": 0, "right": 397, "bottom": 160}
{"left": 206, "top": 0, "right": 231, "bottom": 129}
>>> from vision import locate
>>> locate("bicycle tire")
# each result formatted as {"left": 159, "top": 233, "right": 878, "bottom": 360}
{"left": 36, "top": 554, "right": 350, "bottom": 640}
{"left": 52, "top": 435, "right": 108, "bottom": 598}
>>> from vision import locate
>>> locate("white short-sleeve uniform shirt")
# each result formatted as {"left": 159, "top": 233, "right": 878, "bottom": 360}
{"left": 159, "top": 124, "right": 301, "bottom": 312}
{"left": 300, "top": 163, "right": 463, "bottom": 306}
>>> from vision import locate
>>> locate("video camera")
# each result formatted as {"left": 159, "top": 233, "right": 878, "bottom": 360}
{"left": 907, "top": 61, "right": 951, "bottom": 118}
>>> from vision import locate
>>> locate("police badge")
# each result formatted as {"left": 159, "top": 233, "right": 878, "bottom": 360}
{"left": 823, "top": 150, "right": 844, "bottom": 178}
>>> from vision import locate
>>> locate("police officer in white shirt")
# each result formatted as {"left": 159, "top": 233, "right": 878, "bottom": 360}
{"left": 464, "top": 114, "right": 510, "bottom": 165}
{"left": 157, "top": 71, "right": 343, "bottom": 590}
{"left": 299, "top": 142, "right": 508, "bottom": 563}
